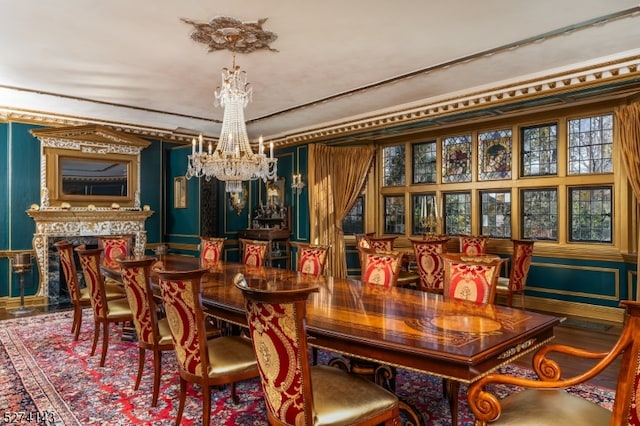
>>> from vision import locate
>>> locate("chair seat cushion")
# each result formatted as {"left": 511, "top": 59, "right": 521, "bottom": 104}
{"left": 488, "top": 388, "right": 611, "bottom": 425}
{"left": 311, "top": 365, "right": 398, "bottom": 425}
{"left": 79, "top": 285, "right": 123, "bottom": 303}
{"left": 105, "top": 297, "right": 133, "bottom": 319}
{"left": 496, "top": 276, "right": 510, "bottom": 292}
{"left": 157, "top": 317, "right": 174, "bottom": 346}
{"left": 207, "top": 336, "right": 257, "bottom": 378}
{"left": 79, "top": 287, "right": 91, "bottom": 303}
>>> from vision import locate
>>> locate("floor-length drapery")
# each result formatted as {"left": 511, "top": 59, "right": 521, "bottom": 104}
{"left": 308, "top": 144, "right": 375, "bottom": 278}
{"left": 615, "top": 103, "right": 640, "bottom": 300}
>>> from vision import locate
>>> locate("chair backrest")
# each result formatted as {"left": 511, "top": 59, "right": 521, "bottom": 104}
{"left": 239, "top": 238, "right": 269, "bottom": 267}
{"left": 75, "top": 246, "right": 109, "bottom": 318}
{"left": 200, "top": 236, "right": 225, "bottom": 268}
{"left": 234, "top": 274, "right": 319, "bottom": 426}
{"left": 117, "top": 257, "right": 162, "bottom": 346}
{"left": 442, "top": 254, "right": 504, "bottom": 304}
{"left": 411, "top": 237, "right": 449, "bottom": 293}
{"left": 54, "top": 240, "right": 82, "bottom": 303}
{"left": 459, "top": 235, "right": 488, "bottom": 256}
{"left": 359, "top": 248, "right": 403, "bottom": 287}
{"left": 157, "top": 269, "right": 209, "bottom": 379}
{"left": 98, "top": 235, "right": 133, "bottom": 270}
{"left": 354, "top": 233, "right": 375, "bottom": 250}
{"left": 508, "top": 239, "right": 535, "bottom": 291}
{"left": 290, "top": 242, "right": 330, "bottom": 276}
{"left": 367, "top": 236, "right": 398, "bottom": 251}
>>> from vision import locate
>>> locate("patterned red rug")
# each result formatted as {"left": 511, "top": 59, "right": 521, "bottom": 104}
{"left": 0, "top": 310, "right": 615, "bottom": 425}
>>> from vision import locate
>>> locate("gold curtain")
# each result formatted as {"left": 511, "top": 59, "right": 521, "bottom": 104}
{"left": 308, "top": 144, "right": 375, "bottom": 278}
{"left": 615, "top": 103, "right": 640, "bottom": 300}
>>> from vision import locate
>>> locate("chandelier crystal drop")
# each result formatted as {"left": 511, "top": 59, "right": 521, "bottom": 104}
{"left": 185, "top": 55, "right": 278, "bottom": 193}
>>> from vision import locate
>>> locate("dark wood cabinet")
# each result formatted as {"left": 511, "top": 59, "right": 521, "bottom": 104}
{"left": 238, "top": 205, "right": 291, "bottom": 268}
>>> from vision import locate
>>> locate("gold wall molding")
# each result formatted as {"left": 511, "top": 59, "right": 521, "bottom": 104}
{"left": 525, "top": 296, "right": 624, "bottom": 323}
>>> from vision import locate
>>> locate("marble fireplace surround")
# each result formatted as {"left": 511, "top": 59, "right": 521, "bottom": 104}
{"left": 27, "top": 208, "right": 153, "bottom": 302}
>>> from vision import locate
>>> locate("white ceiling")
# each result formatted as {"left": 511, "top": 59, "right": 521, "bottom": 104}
{"left": 1, "top": 1, "right": 640, "bottom": 145}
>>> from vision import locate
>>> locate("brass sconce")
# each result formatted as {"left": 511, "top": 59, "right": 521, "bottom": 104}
{"left": 229, "top": 184, "right": 248, "bottom": 215}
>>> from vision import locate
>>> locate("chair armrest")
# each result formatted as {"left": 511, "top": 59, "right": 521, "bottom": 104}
{"left": 532, "top": 343, "right": 609, "bottom": 380}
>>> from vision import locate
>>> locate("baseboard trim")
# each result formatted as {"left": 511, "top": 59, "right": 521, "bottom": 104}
{"left": 521, "top": 296, "right": 625, "bottom": 323}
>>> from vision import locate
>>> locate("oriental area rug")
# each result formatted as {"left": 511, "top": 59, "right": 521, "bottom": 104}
{"left": 0, "top": 310, "right": 615, "bottom": 425}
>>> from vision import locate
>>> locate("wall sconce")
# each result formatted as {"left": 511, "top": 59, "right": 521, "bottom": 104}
{"left": 291, "top": 173, "right": 305, "bottom": 195}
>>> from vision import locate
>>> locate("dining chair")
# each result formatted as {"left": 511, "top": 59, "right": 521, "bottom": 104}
{"left": 495, "top": 239, "right": 535, "bottom": 309}
{"left": 467, "top": 300, "right": 640, "bottom": 425}
{"left": 442, "top": 253, "right": 505, "bottom": 304}
{"left": 156, "top": 268, "right": 259, "bottom": 426}
{"left": 411, "top": 237, "right": 450, "bottom": 294}
{"left": 358, "top": 248, "right": 403, "bottom": 287}
{"left": 199, "top": 236, "right": 226, "bottom": 268}
{"left": 289, "top": 241, "right": 330, "bottom": 276}
{"left": 234, "top": 273, "right": 401, "bottom": 426}
{"left": 75, "top": 245, "right": 133, "bottom": 367}
{"left": 116, "top": 256, "right": 173, "bottom": 407}
{"left": 458, "top": 234, "right": 488, "bottom": 256}
{"left": 98, "top": 235, "right": 134, "bottom": 285}
{"left": 238, "top": 238, "right": 269, "bottom": 267}
{"left": 366, "top": 235, "right": 398, "bottom": 251}
{"left": 54, "top": 240, "right": 125, "bottom": 340}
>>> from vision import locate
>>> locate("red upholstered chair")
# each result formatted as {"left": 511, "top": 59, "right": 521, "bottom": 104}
{"left": 54, "top": 240, "right": 124, "bottom": 340}
{"left": 468, "top": 300, "right": 640, "bottom": 425}
{"left": 238, "top": 238, "right": 269, "bottom": 267}
{"left": 98, "top": 235, "right": 134, "bottom": 285}
{"left": 75, "top": 245, "right": 133, "bottom": 367}
{"left": 358, "top": 248, "right": 403, "bottom": 287}
{"left": 442, "top": 254, "right": 504, "bottom": 304}
{"left": 496, "top": 239, "right": 535, "bottom": 308}
{"left": 366, "top": 236, "right": 398, "bottom": 251}
{"left": 117, "top": 257, "right": 173, "bottom": 407}
{"left": 459, "top": 234, "right": 488, "bottom": 256}
{"left": 234, "top": 273, "right": 401, "bottom": 426}
{"left": 290, "top": 241, "right": 330, "bottom": 276}
{"left": 200, "top": 236, "right": 225, "bottom": 268}
{"left": 411, "top": 237, "right": 450, "bottom": 294}
{"left": 157, "top": 268, "right": 259, "bottom": 426}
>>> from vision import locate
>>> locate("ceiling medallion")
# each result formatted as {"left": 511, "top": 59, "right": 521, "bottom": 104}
{"left": 180, "top": 16, "right": 278, "bottom": 54}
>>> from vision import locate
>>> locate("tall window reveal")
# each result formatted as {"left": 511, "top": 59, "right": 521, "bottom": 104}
{"left": 413, "top": 141, "right": 437, "bottom": 184}
{"left": 480, "top": 191, "right": 511, "bottom": 238}
{"left": 384, "top": 196, "right": 405, "bottom": 234}
{"left": 521, "top": 123, "right": 557, "bottom": 176}
{"left": 568, "top": 114, "right": 613, "bottom": 175}
{"left": 383, "top": 145, "right": 406, "bottom": 187}
{"left": 522, "top": 189, "right": 558, "bottom": 241}
{"left": 444, "top": 192, "right": 471, "bottom": 235}
{"left": 478, "top": 129, "right": 512, "bottom": 180}
{"left": 343, "top": 196, "right": 364, "bottom": 235}
{"left": 442, "top": 135, "right": 472, "bottom": 183}
{"left": 569, "top": 187, "right": 612, "bottom": 243}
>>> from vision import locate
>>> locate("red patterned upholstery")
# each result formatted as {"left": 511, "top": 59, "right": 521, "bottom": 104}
{"left": 496, "top": 239, "right": 535, "bottom": 308}
{"left": 367, "top": 236, "right": 398, "bottom": 251}
{"left": 200, "top": 237, "right": 225, "bottom": 268}
{"left": 411, "top": 237, "right": 449, "bottom": 293}
{"left": 359, "top": 248, "right": 403, "bottom": 287}
{"left": 157, "top": 269, "right": 258, "bottom": 426}
{"left": 442, "top": 254, "right": 504, "bottom": 304}
{"left": 98, "top": 236, "right": 132, "bottom": 270}
{"left": 459, "top": 235, "right": 488, "bottom": 256}
{"left": 239, "top": 238, "right": 269, "bottom": 267}
{"left": 118, "top": 257, "right": 173, "bottom": 407}
{"left": 235, "top": 274, "right": 401, "bottom": 426}
{"left": 290, "top": 241, "right": 330, "bottom": 276}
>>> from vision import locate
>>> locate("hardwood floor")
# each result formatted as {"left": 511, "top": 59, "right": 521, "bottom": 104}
{"left": 0, "top": 305, "right": 622, "bottom": 390}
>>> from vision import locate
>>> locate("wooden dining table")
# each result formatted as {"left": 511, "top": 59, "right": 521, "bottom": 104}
{"left": 103, "top": 254, "right": 560, "bottom": 426}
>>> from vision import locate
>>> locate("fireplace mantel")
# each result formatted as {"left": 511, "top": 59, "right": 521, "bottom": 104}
{"left": 27, "top": 207, "right": 153, "bottom": 299}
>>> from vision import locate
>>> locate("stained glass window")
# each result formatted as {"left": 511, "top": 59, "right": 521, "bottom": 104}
{"left": 569, "top": 186, "right": 612, "bottom": 243}
{"left": 521, "top": 123, "right": 557, "bottom": 176}
{"left": 343, "top": 196, "right": 364, "bottom": 235}
{"left": 412, "top": 141, "right": 437, "bottom": 184}
{"left": 384, "top": 195, "right": 405, "bottom": 234}
{"left": 412, "top": 193, "right": 438, "bottom": 235}
{"left": 444, "top": 192, "right": 471, "bottom": 235}
{"left": 383, "top": 144, "right": 406, "bottom": 186}
{"left": 480, "top": 191, "right": 511, "bottom": 238}
{"left": 568, "top": 114, "right": 613, "bottom": 175}
{"left": 442, "top": 134, "right": 472, "bottom": 183}
{"left": 478, "top": 129, "right": 512, "bottom": 180}
{"left": 521, "top": 189, "right": 558, "bottom": 241}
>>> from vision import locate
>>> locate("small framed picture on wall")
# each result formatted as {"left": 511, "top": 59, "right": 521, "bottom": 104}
{"left": 174, "top": 176, "right": 187, "bottom": 209}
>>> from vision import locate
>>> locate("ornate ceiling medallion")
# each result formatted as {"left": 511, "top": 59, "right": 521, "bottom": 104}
{"left": 180, "top": 16, "right": 278, "bottom": 54}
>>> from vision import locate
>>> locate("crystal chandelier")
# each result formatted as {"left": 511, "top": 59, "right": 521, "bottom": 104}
{"left": 185, "top": 53, "right": 277, "bottom": 193}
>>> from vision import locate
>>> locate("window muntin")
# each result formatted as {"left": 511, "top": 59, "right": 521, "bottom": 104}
{"left": 382, "top": 144, "right": 406, "bottom": 187}
{"left": 343, "top": 196, "right": 364, "bottom": 235}
{"left": 384, "top": 195, "right": 405, "bottom": 234}
{"left": 569, "top": 186, "right": 612, "bottom": 243}
{"left": 412, "top": 193, "right": 438, "bottom": 235}
{"left": 412, "top": 141, "right": 437, "bottom": 184}
{"left": 442, "top": 134, "right": 472, "bottom": 183}
{"left": 521, "top": 189, "right": 558, "bottom": 241}
{"left": 568, "top": 114, "right": 613, "bottom": 175}
{"left": 478, "top": 129, "right": 512, "bottom": 181}
{"left": 480, "top": 190, "right": 511, "bottom": 238}
{"left": 521, "top": 123, "right": 557, "bottom": 176}
{"left": 444, "top": 192, "right": 471, "bottom": 235}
